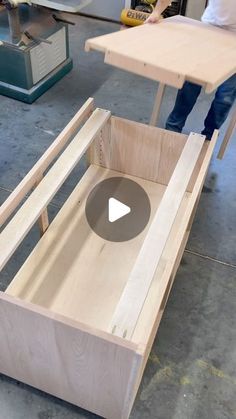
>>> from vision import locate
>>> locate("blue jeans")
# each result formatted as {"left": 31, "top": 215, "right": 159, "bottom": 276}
{"left": 165, "top": 74, "right": 236, "bottom": 139}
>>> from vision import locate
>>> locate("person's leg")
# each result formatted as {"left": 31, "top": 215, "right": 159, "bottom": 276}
{"left": 202, "top": 73, "right": 236, "bottom": 139}
{"left": 166, "top": 82, "right": 201, "bottom": 132}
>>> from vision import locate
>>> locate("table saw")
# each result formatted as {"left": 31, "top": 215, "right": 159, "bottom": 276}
{"left": 0, "top": 0, "right": 88, "bottom": 103}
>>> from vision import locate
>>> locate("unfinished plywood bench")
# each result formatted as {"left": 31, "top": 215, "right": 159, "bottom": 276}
{"left": 0, "top": 97, "right": 217, "bottom": 418}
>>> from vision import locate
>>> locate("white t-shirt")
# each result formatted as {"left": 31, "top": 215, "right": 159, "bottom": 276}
{"left": 202, "top": 0, "right": 236, "bottom": 32}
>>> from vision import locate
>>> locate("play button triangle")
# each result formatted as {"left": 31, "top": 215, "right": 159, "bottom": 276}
{"left": 108, "top": 198, "right": 131, "bottom": 223}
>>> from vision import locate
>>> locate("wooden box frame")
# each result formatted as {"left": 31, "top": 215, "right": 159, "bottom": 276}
{"left": 0, "top": 98, "right": 218, "bottom": 418}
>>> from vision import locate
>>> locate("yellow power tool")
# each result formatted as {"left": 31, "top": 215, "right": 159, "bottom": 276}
{"left": 121, "top": 0, "right": 156, "bottom": 27}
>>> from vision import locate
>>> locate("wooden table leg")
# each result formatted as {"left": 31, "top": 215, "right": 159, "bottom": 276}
{"left": 34, "top": 174, "right": 49, "bottom": 237}
{"left": 149, "top": 83, "right": 166, "bottom": 127}
{"left": 217, "top": 106, "right": 236, "bottom": 160}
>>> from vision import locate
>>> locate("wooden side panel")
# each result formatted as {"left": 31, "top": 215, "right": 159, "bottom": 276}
{"left": 89, "top": 116, "right": 206, "bottom": 193}
{"left": 90, "top": 116, "right": 188, "bottom": 186}
{"left": 0, "top": 292, "right": 142, "bottom": 419}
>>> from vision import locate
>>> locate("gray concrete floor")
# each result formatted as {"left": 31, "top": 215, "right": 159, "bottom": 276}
{"left": 0, "top": 14, "right": 236, "bottom": 419}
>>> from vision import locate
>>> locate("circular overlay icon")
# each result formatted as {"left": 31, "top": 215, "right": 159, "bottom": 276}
{"left": 85, "top": 177, "right": 151, "bottom": 242}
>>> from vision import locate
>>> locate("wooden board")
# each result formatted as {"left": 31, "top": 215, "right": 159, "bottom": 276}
{"left": 109, "top": 132, "right": 205, "bottom": 339}
{"left": 0, "top": 292, "right": 142, "bottom": 419}
{"left": 0, "top": 108, "right": 110, "bottom": 272}
{"left": 132, "top": 130, "right": 218, "bottom": 346}
{"left": 90, "top": 116, "right": 207, "bottom": 193}
{"left": 90, "top": 116, "right": 188, "bottom": 187}
{"left": 86, "top": 15, "right": 236, "bottom": 93}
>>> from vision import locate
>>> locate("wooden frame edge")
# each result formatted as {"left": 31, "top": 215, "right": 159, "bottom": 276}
{"left": 0, "top": 291, "right": 138, "bottom": 351}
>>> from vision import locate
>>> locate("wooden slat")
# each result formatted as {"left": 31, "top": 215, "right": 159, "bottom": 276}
{"left": 132, "top": 130, "right": 218, "bottom": 346}
{"left": 149, "top": 83, "right": 166, "bottom": 127}
{"left": 34, "top": 174, "right": 50, "bottom": 237}
{"left": 0, "top": 108, "right": 110, "bottom": 272}
{"left": 109, "top": 132, "right": 205, "bottom": 339}
{"left": 217, "top": 106, "right": 236, "bottom": 159}
{"left": 38, "top": 209, "right": 49, "bottom": 236}
{"left": 0, "top": 97, "right": 94, "bottom": 228}
{"left": 86, "top": 16, "right": 236, "bottom": 93}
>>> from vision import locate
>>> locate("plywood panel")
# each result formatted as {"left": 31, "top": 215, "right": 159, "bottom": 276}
{"left": 0, "top": 292, "right": 142, "bottom": 419}
{"left": 90, "top": 116, "right": 207, "bottom": 193}
{"left": 86, "top": 15, "right": 236, "bottom": 93}
{"left": 90, "top": 116, "right": 188, "bottom": 186}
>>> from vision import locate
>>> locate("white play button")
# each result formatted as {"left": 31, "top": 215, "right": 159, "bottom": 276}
{"left": 85, "top": 177, "right": 151, "bottom": 242}
{"left": 108, "top": 198, "right": 131, "bottom": 223}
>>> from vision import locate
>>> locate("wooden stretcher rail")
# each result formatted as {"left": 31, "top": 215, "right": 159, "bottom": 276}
{"left": 109, "top": 132, "right": 205, "bottom": 340}
{"left": 0, "top": 107, "right": 110, "bottom": 272}
{"left": 132, "top": 130, "right": 218, "bottom": 346}
{"left": 0, "top": 98, "right": 94, "bottom": 228}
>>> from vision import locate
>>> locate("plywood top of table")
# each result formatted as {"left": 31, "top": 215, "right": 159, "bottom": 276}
{"left": 86, "top": 15, "right": 236, "bottom": 93}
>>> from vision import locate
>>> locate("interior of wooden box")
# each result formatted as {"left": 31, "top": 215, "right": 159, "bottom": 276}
{"left": 5, "top": 117, "right": 209, "bottom": 342}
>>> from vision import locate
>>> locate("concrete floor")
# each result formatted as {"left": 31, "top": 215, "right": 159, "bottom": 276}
{"left": 0, "top": 14, "right": 236, "bottom": 419}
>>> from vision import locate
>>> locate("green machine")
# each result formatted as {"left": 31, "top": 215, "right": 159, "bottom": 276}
{"left": 0, "top": 0, "right": 86, "bottom": 103}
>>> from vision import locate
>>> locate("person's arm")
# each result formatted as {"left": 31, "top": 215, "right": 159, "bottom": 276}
{"left": 145, "top": 0, "right": 172, "bottom": 24}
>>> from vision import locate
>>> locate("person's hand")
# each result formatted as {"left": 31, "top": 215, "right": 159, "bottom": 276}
{"left": 145, "top": 11, "right": 161, "bottom": 24}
